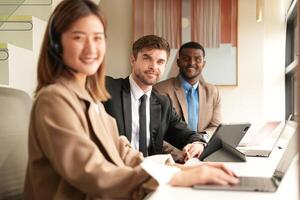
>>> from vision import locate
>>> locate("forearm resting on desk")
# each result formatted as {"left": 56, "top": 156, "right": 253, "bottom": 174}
{"left": 168, "top": 162, "right": 239, "bottom": 187}
{"left": 141, "top": 155, "right": 239, "bottom": 187}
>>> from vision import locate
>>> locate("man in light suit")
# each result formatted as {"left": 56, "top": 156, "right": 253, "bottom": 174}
{"left": 154, "top": 42, "right": 221, "bottom": 138}
{"left": 104, "top": 35, "right": 206, "bottom": 162}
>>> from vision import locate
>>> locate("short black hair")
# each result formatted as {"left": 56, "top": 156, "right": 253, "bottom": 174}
{"left": 178, "top": 41, "right": 205, "bottom": 57}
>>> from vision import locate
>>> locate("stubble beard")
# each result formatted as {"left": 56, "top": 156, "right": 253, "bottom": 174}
{"left": 135, "top": 72, "right": 158, "bottom": 86}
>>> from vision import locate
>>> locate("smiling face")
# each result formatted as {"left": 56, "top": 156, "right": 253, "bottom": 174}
{"left": 131, "top": 48, "right": 167, "bottom": 91}
{"left": 177, "top": 48, "right": 206, "bottom": 85}
{"left": 61, "top": 14, "right": 106, "bottom": 83}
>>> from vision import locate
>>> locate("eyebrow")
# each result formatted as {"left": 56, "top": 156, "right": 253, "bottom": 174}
{"left": 142, "top": 53, "right": 166, "bottom": 62}
{"left": 70, "top": 30, "right": 104, "bottom": 35}
{"left": 142, "top": 53, "right": 150, "bottom": 56}
{"left": 181, "top": 54, "right": 203, "bottom": 58}
{"left": 157, "top": 58, "right": 166, "bottom": 63}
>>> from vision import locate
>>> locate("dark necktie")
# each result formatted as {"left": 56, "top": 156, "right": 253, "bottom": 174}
{"left": 139, "top": 94, "right": 148, "bottom": 156}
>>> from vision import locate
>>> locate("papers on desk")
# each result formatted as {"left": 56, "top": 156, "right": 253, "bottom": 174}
{"left": 184, "top": 158, "right": 203, "bottom": 166}
{"left": 141, "top": 154, "right": 180, "bottom": 185}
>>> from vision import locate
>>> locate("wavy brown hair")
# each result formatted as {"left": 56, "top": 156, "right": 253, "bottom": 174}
{"left": 36, "top": 0, "right": 110, "bottom": 101}
{"left": 132, "top": 35, "right": 171, "bottom": 59}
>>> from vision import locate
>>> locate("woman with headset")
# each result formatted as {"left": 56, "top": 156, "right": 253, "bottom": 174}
{"left": 24, "top": 0, "right": 238, "bottom": 199}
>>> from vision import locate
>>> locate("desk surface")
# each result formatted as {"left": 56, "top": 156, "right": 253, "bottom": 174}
{"left": 147, "top": 138, "right": 299, "bottom": 200}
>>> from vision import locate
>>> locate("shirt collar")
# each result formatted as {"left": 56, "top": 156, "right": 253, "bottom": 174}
{"left": 129, "top": 74, "right": 152, "bottom": 100}
{"left": 179, "top": 75, "right": 199, "bottom": 91}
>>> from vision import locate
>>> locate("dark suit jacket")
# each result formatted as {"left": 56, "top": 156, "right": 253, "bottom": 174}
{"left": 103, "top": 76, "right": 205, "bottom": 155}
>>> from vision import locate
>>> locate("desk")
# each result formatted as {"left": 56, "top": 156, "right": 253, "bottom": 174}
{"left": 147, "top": 141, "right": 299, "bottom": 200}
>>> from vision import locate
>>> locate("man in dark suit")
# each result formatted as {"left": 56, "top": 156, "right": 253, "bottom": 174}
{"left": 104, "top": 35, "right": 206, "bottom": 162}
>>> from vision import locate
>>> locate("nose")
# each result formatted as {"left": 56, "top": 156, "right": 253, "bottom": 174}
{"left": 148, "top": 60, "right": 157, "bottom": 70}
{"left": 189, "top": 58, "right": 196, "bottom": 65}
{"left": 83, "top": 37, "right": 96, "bottom": 54}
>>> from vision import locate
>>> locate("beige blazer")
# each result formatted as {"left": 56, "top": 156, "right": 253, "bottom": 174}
{"left": 24, "top": 77, "right": 156, "bottom": 200}
{"left": 154, "top": 75, "right": 221, "bottom": 136}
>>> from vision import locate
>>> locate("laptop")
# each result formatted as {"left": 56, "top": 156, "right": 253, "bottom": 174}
{"left": 238, "top": 115, "right": 293, "bottom": 157}
{"left": 199, "top": 123, "right": 251, "bottom": 162}
{"left": 193, "top": 121, "right": 297, "bottom": 192}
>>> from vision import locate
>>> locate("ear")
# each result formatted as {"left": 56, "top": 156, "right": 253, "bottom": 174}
{"left": 130, "top": 55, "right": 135, "bottom": 66}
{"left": 176, "top": 58, "right": 180, "bottom": 68}
{"left": 202, "top": 60, "right": 206, "bottom": 69}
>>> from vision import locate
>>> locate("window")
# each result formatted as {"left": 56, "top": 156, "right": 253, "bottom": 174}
{"left": 285, "top": 0, "right": 298, "bottom": 120}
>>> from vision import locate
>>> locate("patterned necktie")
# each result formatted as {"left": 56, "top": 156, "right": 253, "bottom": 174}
{"left": 139, "top": 94, "right": 148, "bottom": 156}
{"left": 187, "top": 87, "right": 197, "bottom": 131}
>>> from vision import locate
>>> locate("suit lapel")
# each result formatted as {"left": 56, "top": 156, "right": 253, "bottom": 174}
{"left": 60, "top": 77, "right": 124, "bottom": 166}
{"left": 198, "top": 83, "right": 206, "bottom": 131}
{"left": 88, "top": 102, "right": 123, "bottom": 166}
{"left": 149, "top": 93, "right": 161, "bottom": 153}
{"left": 121, "top": 78, "right": 132, "bottom": 141}
{"left": 174, "top": 76, "right": 188, "bottom": 121}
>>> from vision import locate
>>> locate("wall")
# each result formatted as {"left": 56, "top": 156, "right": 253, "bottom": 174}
{"left": 1, "top": 0, "right": 287, "bottom": 132}
{"left": 100, "top": 0, "right": 132, "bottom": 77}
{"left": 262, "top": 0, "right": 286, "bottom": 121}
{"left": 218, "top": 0, "right": 263, "bottom": 131}
{"left": 8, "top": 17, "right": 46, "bottom": 96}
{"left": 219, "top": 0, "right": 286, "bottom": 134}
{"left": 102, "top": 0, "right": 287, "bottom": 134}
{"left": 52, "top": 0, "right": 63, "bottom": 10}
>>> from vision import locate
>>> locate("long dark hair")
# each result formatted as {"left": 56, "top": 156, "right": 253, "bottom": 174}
{"left": 36, "top": 0, "right": 110, "bottom": 101}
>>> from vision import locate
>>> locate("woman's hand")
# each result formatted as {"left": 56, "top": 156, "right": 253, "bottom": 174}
{"left": 169, "top": 162, "right": 239, "bottom": 187}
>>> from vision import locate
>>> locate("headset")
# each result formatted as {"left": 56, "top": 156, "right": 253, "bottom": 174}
{"left": 47, "top": 14, "right": 62, "bottom": 62}
{"left": 47, "top": 14, "right": 79, "bottom": 74}
{"left": 47, "top": 14, "right": 78, "bottom": 73}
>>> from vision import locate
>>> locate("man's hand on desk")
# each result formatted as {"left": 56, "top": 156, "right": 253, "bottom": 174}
{"left": 168, "top": 162, "right": 239, "bottom": 187}
{"left": 182, "top": 142, "right": 205, "bottom": 162}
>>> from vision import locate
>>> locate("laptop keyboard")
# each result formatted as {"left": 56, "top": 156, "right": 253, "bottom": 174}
{"left": 236, "top": 177, "right": 276, "bottom": 191}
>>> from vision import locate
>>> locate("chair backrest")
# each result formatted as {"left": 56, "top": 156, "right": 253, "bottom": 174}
{"left": 0, "top": 87, "right": 32, "bottom": 199}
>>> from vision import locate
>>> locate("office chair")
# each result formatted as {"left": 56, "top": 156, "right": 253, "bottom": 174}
{"left": 0, "top": 87, "right": 32, "bottom": 200}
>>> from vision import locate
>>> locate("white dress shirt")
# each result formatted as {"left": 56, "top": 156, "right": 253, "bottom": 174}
{"left": 129, "top": 75, "right": 151, "bottom": 151}
{"left": 95, "top": 101, "right": 180, "bottom": 185}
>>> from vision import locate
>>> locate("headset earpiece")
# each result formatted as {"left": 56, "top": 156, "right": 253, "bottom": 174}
{"left": 46, "top": 13, "right": 78, "bottom": 73}
{"left": 48, "top": 14, "right": 62, "bottom": 61}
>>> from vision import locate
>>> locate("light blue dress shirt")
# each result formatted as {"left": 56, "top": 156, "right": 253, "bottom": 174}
{"left": 180, "top": 76, "right": 199, "bottom": 131}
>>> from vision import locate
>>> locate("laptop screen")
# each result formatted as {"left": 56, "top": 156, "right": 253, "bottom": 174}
{"left": 273, "top": 121, "right": 298, "bottom": 179}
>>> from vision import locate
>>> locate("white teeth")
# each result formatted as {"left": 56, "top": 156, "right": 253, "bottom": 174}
{"left": 80, "top": 58, "right": 96, "bottom": 64}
